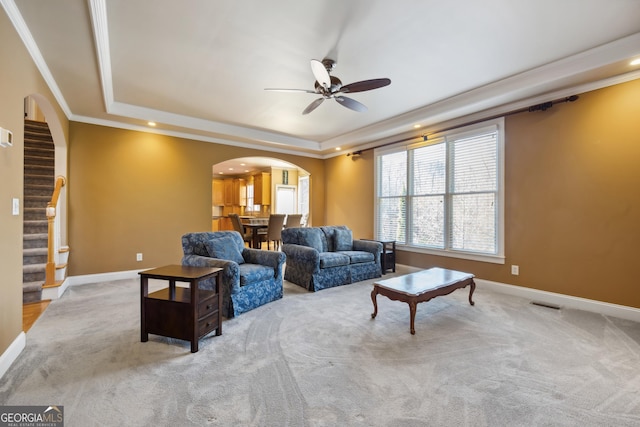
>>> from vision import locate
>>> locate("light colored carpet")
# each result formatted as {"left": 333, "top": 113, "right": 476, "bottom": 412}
{"left": 1, "top": 266, "right": 640, "bottom": 426}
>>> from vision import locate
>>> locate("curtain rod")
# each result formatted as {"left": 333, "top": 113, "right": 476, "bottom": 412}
{"left": 347, "top": 95, "right": 579, "bottom": 156}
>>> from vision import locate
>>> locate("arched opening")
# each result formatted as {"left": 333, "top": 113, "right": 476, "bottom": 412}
{"left": 211, "top": 157, "right": 311, "bottom": 233}
{"left": 24, "top": 94, "right": 68, "bottom": 243}
{"left": 22, "top": 94, "right": 69, "bottom": 303}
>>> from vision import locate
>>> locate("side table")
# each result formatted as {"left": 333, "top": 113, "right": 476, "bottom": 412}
{"left": 140, "top": 264, "right": 222, "bottom": 353}
{"left": 380, "top": 240, "right": 396, "bottom": 274}
{"left": 364, "top": 239, "right": 396, "bottom": 274}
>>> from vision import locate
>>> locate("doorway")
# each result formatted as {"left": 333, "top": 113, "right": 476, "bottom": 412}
{"left": 275, "top": 185, "right": 297, "bottom": 214}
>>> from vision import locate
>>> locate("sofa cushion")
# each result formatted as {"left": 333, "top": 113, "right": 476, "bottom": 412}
{"left": 204, "top": 235, "right": 245, "bottom": 265}
{"left": 341, "top": 250, "right": 374, "bottom": 264}
{"left": 297, "top": 228, "right": 325, "bottom": 252}
{"left": 334, "top": 228, "right": 353, "bottom": 251}
{"left": 238, "top": 263, "right": 274, "bottom": 286}
{"left": 319, "top": 252, "right": 350, "bottom": 269}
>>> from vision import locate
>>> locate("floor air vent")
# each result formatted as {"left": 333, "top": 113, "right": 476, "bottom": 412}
{"left": 530, "top": 301, "right": 561, "bottom": 310}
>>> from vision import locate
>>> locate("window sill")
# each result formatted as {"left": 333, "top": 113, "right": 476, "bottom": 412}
{"left": 397, "top": 244, "right": 505, "bottom": 265}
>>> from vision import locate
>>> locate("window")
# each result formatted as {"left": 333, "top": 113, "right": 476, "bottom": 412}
{"left": 246, "top": 183, "right": 260, "bottom": 212}
{"left": 375, "top": 118, "right": 504, "bottom": 263}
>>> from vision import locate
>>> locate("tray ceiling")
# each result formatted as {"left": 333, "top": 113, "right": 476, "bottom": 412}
{"left": 6, "top": 0, "right": 640, "bottom": 157}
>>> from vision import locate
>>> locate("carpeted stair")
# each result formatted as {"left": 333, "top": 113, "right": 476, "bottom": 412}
{"left": 23, "top": 119, "right": 54, "bottom": 304}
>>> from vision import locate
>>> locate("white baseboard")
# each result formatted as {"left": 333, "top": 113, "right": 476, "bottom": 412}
{"left": 67, "top": 269, "right": 144, "bottom": 287}
{"left": 66, "top": 265, "right": 640, "bottom": 323}
{"left": 0, "top": 332, "right": 25, "bottom": 380}
{"left": 476, "top": 278, "right": 640, "bottom": 323}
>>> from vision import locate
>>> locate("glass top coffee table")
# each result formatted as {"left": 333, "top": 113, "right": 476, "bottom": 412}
{"left": 371, "top": 267, "right": 475, "bottom": 334}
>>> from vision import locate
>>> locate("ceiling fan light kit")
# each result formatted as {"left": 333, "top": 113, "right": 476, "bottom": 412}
{"left": 265, "top": 59, "right": 391, "bottom": 115}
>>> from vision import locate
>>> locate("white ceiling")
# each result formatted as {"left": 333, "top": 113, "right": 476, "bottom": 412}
{"left": 6, "top": 0, "right": 640, "bottom": 157}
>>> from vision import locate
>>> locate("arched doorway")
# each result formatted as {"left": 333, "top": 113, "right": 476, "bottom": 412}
{"left": 211, "top": 157, "right": 311, "bottom": 232}
{"left": 22, "top": 95, "right": 68, "bottom": 303}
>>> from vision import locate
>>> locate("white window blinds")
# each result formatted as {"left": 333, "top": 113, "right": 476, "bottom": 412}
{"left": 377, "top": 150, "right": 406, "bottom": 242}
{"left": 375, "top": 118, "right": 504, "bottom": 262}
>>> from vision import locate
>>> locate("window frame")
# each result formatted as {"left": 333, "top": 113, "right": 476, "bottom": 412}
{"left": 374, "top": 117, "right": 505, "bottom": 264}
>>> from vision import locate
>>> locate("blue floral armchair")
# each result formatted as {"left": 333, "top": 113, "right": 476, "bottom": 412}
{"left": 181, "top": 231, "right": 286, "bottom": 318}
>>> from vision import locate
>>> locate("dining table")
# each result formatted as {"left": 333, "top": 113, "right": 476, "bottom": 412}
{"left": 243, "top": 223, "right": 268, "bottom": 249}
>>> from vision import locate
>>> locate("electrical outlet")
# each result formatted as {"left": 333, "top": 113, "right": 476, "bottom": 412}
{"left": 136, "top": 253, "right": 143, "bottom": 262}
{"left": 511, "top": 265, "right": 519, "bottom": 276}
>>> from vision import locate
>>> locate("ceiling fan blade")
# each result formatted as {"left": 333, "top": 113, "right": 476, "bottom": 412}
{"left": 341, "top": 78, "right": 391, "bottom": 93}
{"left": 302, "top": 97, "right": 325, "bottom": 115}
{"left": 264, "top": 88, "right": 317, "bottom": 93}
{"left": 335, "top": 96, "right": 368, "bottom": 113}
{"left": 310, "top": 59, "right": 331, "bottom": 89}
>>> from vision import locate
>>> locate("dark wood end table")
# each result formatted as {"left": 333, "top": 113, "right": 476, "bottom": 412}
{"left": 380, "top": 240, "right": 396, "bottom": 274}
{"left": 363, "top": 239, "right": 396, "bottom": 274}
{"left": 371, "top": 267, "right": 475, "bottom": 334}
{"left": 140, "top": 264, "right": 222, "bottom": 353}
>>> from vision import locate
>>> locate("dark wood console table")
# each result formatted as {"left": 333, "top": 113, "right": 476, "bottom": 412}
{"left": 371, "top": 267, "right": 475, "bottom": 334}
{"left": 140, "top": 265, "right": 222, "bottom": 353}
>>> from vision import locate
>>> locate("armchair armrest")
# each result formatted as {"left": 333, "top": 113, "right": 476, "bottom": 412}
{"left": 181, "top": 254, "right": 241, "bottom": 293}
{"left": 242, "top": 248, "right": 286, "bottom": 278}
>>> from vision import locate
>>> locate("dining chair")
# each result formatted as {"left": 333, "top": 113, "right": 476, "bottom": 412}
{"left": 258, "top": 214, "right": 286, "bottom": 250}
{"left": 284, "top": 214, "right": 302, "bottom": 228}
{"left": 229, "top": 213, "right": 253, "bottom": 247}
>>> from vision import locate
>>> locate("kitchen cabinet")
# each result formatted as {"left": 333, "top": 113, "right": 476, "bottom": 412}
{"left": 254, "top": 172, "right": 271, "bottom": 205}
{"left": 223, "top": 178, "right": 246, "bottom": 206}
{"left": 212, "top": 179, "right": 224, "bottom": 206}
{"left": 233, "top": 178, "right": 247, "bottom": 206}
{"left": 224, "top": 178, "right": 234, "bottom": 206}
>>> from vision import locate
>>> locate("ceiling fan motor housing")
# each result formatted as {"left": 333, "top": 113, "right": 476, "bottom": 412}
{"left": 314, "top": 76, "right": 342, "bottom": 94}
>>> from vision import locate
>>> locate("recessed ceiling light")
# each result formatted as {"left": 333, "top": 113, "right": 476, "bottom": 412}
{"left": 335, "top": 147, "right": 341, "bottom": 151}
{"left": 147, "top": 121, "right": 156, "bottom": 127}
{"left": 240, "top": 163, "right": 246, "bottom": 166}
{"left": 413, "top": 124, "right": 421, "bottom": 129}
{"left": 218, "top": 172, "right": 224, "bottom": 175}
{"left": 631, "top": 58, "right": 640, "bottom": 66}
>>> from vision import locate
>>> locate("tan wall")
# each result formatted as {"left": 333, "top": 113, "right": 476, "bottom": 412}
{"left": 324, "top": 149, "right": 376, "bottom": 239}
{"left": 67, "top": 122, "right": 325, "bottom": 275}
{"left": 0, "top": 9, "right": 69, "bottom": 355}
{"left": 325, "top": 78, "right": 640, "bottom": 308}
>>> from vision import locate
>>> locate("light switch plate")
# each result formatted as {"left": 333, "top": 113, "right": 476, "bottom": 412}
{"left": 12, "top": 198, "right": 19, "bottom": 215}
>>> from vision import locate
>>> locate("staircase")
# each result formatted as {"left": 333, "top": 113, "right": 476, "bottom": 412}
{"left": 23, "top": 119, "right": 54, "bottom": 303}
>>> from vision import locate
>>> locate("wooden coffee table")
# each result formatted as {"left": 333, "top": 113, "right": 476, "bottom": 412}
{"left": 371, "top": 267, "right": 475, "bottom": 334}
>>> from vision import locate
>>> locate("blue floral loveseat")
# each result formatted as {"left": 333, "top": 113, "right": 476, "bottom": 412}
{"left": 181, "top": 231, "right": 286, "bottom": 318}
{"left": 281, "top": 225, "right": 382, "bottom": 292}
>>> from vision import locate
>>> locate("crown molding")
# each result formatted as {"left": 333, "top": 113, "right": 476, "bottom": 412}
{"left": 1, "top": 0, "right": 72, "bottom": 118}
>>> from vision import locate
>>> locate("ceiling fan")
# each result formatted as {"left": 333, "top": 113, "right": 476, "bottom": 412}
{"left": 265, "top": 59, "right": 391, "bottom": 115}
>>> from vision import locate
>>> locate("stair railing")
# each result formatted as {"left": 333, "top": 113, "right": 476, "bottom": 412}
{"left": 45, "top": 176, "right": 66, "bottom": 286}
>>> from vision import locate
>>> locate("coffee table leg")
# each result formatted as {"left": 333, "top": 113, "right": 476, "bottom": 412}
{"left": 371, "top": 286, "right": 379, "bottom": 319}
{"left": 408, "top": 300, "right": 417, "bottom": 335}
{"left": 468, "top": 279, "right": 476, "bottom": 306}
